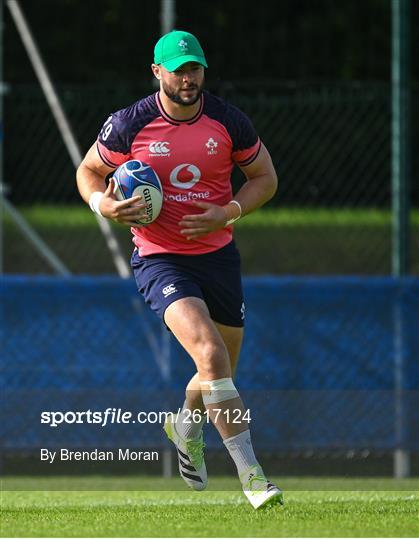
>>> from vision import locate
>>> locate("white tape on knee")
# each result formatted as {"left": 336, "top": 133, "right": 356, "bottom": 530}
{"left": 200, "top": 377, "right": 239, "bottom": 405}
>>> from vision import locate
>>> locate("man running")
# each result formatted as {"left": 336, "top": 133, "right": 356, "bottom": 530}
{"left": 77, "top": 29, "right": 282, "bottom": 509}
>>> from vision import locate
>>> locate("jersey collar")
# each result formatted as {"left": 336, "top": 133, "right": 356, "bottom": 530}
{"left": 155, "top": 92, "right": 204, "bottom": 126}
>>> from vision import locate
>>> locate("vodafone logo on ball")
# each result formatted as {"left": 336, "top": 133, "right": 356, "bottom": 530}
{"left": 149, "top": 141, "right": 170, "bottom": 157}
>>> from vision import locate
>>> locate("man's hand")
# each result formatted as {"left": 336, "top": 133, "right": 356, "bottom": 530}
{"left": 179, "top": 201, "right": 229, "bottom": 240}
{"left": 99, "top": 178, "right": 149, "bottom": 227}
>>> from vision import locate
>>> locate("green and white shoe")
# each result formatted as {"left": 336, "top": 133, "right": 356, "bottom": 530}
{"left": 240, "top": 466, "right": 284, "bottom": 509}
{"left": 164, "top": 416, "right": 207, "bottom": 491}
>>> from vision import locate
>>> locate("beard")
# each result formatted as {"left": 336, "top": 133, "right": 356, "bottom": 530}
{"left": 162, "top": 81, "right": 204, "bottom": 106}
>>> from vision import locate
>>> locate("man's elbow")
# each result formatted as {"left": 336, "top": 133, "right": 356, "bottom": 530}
{"left": 76, "top": 158, "right": 89, "bottom": 179}
{"left": 75, "top": 160, "right": 91, "bottom": 200}
{"left": 76, "top": 162, "right": 85, "bottom": 189}
{"left": 266, "top": 171, "right": 278, "bottom": 201}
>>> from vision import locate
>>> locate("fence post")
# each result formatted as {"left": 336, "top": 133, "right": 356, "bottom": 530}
{"left": 391, "top": 0, "right": 410, "bottom": 478}
{"left": 0, "top": 0, "right": 4, "bottom": 273}
{"left": 158, "top": 0, "right": 175, "bottom": 478}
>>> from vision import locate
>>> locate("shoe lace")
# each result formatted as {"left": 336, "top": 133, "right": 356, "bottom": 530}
{"left": 243, "top": 474, "right": 268, "bottom": 492}
{"left": 185, "top": 436, "right": 205, "bottom": 469}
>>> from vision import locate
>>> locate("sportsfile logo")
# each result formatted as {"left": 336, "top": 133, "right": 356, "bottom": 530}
{"left": 149, "top": 141, "right": 170, "bottom": 157}
{"left": 162, "top": 284, "right": 177, "bottom": 298}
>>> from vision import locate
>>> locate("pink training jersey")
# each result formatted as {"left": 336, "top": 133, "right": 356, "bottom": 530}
{"left": 97, "top": 91, "right": 261, "bottom": 256}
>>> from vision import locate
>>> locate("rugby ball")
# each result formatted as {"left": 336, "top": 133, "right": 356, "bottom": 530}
{"left": 112, "top": 160, "right": 163, "bottom": 224}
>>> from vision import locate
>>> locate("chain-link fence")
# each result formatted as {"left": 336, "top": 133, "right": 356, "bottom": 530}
{"left": 2, "top": 276, "right": 418, "bottom": 461}
{"left": 4, "top": 82, "right": 419, "bottom": 275}
{"left": 2, "top": 1, "right": 419, "bottom": 480}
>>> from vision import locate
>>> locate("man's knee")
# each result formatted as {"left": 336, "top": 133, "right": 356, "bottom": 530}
{"left": 200, "top": 377, "right": 240, "bottom": 405}
{"left": 197, "top": 341, "right": 231, "bottom": 380}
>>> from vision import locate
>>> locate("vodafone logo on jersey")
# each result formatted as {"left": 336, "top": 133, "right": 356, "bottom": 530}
{"left": 149, "top": 141, "right": 170, "bottom": 157}
{"left": 169, "top": 164, "right": 201, "bottom": 189}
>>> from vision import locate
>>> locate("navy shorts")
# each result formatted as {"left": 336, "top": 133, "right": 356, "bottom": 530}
{"left": 131, "top": 241, "right": 245, "bottom": 327}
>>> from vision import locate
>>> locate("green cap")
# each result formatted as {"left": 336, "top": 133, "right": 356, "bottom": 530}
{"left": 154, "top": 30, "right": 208, "bottom": 72}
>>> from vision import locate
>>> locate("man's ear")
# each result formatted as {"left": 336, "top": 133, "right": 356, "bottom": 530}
{"left": 151, "top": 64, "right": 161, "bottom": 80}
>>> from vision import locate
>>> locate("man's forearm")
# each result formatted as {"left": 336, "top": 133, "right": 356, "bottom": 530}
{"left": 231, "top": 174, "right": 278, "bottom": 217}
{"left": 76, "top": 163, "right": 108, "bottom": 204}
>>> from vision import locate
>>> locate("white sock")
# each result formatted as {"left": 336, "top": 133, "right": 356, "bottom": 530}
{"left": 223, "top": 429, "right": 263, "bottom": 479}
{"left": 175, "top": 400, "right": 206, "bottom": 440}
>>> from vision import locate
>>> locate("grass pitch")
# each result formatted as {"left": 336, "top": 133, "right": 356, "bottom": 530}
{"left": 1, "top": 476, "right": 418, "bottom": 537}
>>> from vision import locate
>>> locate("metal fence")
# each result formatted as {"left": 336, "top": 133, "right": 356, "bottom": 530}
{"left": 4, "top": 82, "right": 419, "bottom": 275}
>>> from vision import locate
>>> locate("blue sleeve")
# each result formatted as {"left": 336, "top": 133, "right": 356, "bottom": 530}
{"left": 223, "top": 104, "right": 259, "bottom": 152}
{"left": 98, "top": 109, "right": 133, "bottom": 154}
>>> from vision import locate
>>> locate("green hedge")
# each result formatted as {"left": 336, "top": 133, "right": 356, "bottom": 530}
{"left": 3, "top": 206, "right": 419, "bottom": 275}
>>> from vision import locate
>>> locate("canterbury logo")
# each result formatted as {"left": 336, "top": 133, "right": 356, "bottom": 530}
{"left": 149, "top": 141, "right": 170, "bottom": 155}
{"left": 162, "top": 284, "right": 177, "bottom": 298}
